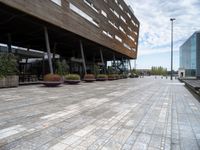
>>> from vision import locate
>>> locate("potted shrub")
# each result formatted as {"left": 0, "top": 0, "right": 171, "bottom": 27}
{"left": 119, "top": 74, "right": 123, "bottom": 79}
{"left": 121, "top": 74, "right": 128, "bottom": 79}
{"left": 84, "top": 74, "right": 96, "bottom": 82}
{"left": 43, "top": 74, "right": 62, "bottom": 87}
{"left": 64, "top": 74, "right": 80, "bottom": 84}
{"left": 0, "top": 53, "right": 19, "bottom": 88}
{"left": 96, "top": 74, "right": 108, "bottom": 81}
{"left": 115, "top": 74, "right": 120, "bottom": 80}
{"left": 130, "top": 73, "right": 139, "bottom": 78}
{"left": 108, "top": 74, "right": 116, "bottom": 80}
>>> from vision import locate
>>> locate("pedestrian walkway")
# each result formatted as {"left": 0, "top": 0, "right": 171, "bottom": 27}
{"left": 0, "top": 77, "right": 200, "bottom": 150}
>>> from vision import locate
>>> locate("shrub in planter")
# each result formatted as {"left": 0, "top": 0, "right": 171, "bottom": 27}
{"left": 64, "top": 74, "right": 81, "bottom": 84}
{"left": 0, "top": 53, "right": 19, "bottom": 88}
{"left": 121, "top": 74, "right": 128, "bottom": 79}
{"left": 108, "top": 74, "right": 116, "bottom": 80}
{"left": 115, "top": 74, "right": 120, "bottom": 80}
{"left": 119, "top": 74, "right": 123, "bottom": 79}
{"left": 96, "top": 74, "right": 108, "bottom": 81}
{"left": 43, "top": 74, "right": 62, "bottom": 87}
{"left": 84, "top": 74, "right": 96, "bottom": 82}
{"left": 130, "top": 73, "right": 139, "bottom": 78}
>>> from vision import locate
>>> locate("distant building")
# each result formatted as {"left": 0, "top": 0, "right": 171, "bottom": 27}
{"left": 179, "top": 31, "right": 200, "bottom": 79}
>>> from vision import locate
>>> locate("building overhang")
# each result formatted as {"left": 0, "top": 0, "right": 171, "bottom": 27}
{"left": 0, "top": 0, "right": 139, "bottom": 60}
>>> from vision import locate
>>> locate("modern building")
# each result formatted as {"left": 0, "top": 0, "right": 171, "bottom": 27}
{"left": 179, "top": 31, "right": 200, "bottom": 78}
{"left": 0, "top": 0, "right": 140, "bottom": 82}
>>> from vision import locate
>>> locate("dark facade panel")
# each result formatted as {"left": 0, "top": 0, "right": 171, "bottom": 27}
{"left": 0, "top": 0, "right": 139, "bottom": 58}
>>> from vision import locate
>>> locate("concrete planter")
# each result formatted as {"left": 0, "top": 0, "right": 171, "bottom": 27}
{"left": 0, "top": 75, "right": 19, "bottom": 88}
{"left": 0, "top": 77, "right": 6, "bottom": 87}
{"left": 64, "top": 80, "right": 80, "bottom": 84}
{"left": 96, "top": 78, "right": 108, "bottom": 81}
{"left": 42, "top": 81, "right": 62, "bottom": 87}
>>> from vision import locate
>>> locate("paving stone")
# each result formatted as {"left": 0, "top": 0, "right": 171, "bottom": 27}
{"left": 0, "top": 77, "right": 200, "bottom": 149}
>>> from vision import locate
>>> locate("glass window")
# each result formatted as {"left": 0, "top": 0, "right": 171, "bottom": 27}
{"left": 51, "top": 0, "right": 61, "bottom": 6}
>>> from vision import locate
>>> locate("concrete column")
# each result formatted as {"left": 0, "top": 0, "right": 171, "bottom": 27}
{"left": 53, "top": 43, "right": 57, "bottom": 72}
{"left": 129, "top": 59, "right": 132, "bottom": 73}
{"left": 25, "top": 47, "right": 30, "bottom": 73}
{"left": 7, "top": 33, "right": 12, "bottom": 53}
{"left": 44, "top": 27, "right": 53, "bottom": 74}
{"left": 121, "top": 57, "right": 125, "bottom": 73}
{"left": 80, "top": 40, "right": 87, "bottom": 74}
{"left": 113, "top": 53, "right": 116, "bottom": 71}
{"left": 100, "top": 49, "right": 106, "bottom": 73}
{"left": 42, "top": 56, "right": 45, "bottom": 77}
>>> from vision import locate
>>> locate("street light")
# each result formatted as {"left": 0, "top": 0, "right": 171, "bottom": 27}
{"left": 170, "top": 18, "right": 175, "bottom": 80}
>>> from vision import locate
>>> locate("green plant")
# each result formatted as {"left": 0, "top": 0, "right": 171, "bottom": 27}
{"left": 108, "top": 74, "right": 116, "bottom": 79}
{"left": 115, "top": 74, "right": 120, "bottom": 79}
{"left": 122, "top": 74, "right": 128, "bottom": 78}
{"left": 93, "top": 65, "right": 100, "bottom": 76}
{"left": 55, "top": 60, "right": 69, "bottom": 76}
{"left": 43, "top": 74, "right": 61, "bottom": 81}
{"left": 119, "top": 74, "right": 123, "bottom": 79}
{"left": 84, "top": 74, "right": 95, "bottom": 80}
{"left": 151, "top": 66, "right": 167, "bottom": 76}
{"left": 130, "top": 73, "right": 139, "bottom": 78}
{"left": 131, "top": 69, "right": 139, "bottom": 75}
{"left": 97, "top": 74, "right": 108, "bottom": 79}
{"left": 0, "top": 53, "right": 18, "bottom": 78}
{"left": 65, "top": 74, "right": 80, "bottom": 80}
{"left": 107, "top": 66, "right": 117, "bottom": 74}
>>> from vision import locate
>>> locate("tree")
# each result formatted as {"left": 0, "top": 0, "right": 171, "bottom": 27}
{"left": 151, "top": 66, "right": 167, "bottom": 76}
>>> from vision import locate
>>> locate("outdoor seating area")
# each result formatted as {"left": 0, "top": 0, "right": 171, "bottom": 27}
{"left": 180, "top": 79, "right": 200, "bottom": 96}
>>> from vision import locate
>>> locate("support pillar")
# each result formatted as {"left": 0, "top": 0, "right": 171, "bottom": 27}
{"left": 129, "top": 59, "right": 132, "bottom": 73}
{"left": 80, "top": 40, "right": 87, "bottom": 74}
{"left": 121, "top": 57, "right": 125, "bottom": 73}
{"left": 44, "top": 27, "right": 53, "bottom": 74}
{"left": 42, "top": 56, "right": 45, "bottom": 77}
{"left": 113, "top": 53, "right": 116, "bottom": 71}
{"left": 100, "top": 49, "right": 106, "bottom": 74}
{"left": 25, "top": 46, "right": 30, "bottom": 73}
{"left": 53, "top": 43, "right": 57, "bottom": 72}
{"left": 7, "top": 33, "right": 12, "bottom": 53}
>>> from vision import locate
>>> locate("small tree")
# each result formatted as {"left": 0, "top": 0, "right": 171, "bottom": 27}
{"left": 151, "top": 66, "right": 167, "bottom": 76}
{"left": 0, "top": 53, "right": 18, "bottom": 78}
{"left": 55, "top": 59, "right": 69, "bottom": 76}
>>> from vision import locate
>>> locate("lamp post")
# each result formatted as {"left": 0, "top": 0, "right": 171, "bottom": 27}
{"left": 170, "top": 18, "right": 175, "bottom": 80}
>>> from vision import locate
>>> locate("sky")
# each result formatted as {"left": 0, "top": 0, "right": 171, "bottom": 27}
{"left": 124, "top": 0, "right": 200, "bottom": 70}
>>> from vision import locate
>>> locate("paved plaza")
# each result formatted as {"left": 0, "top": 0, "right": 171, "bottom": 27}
{"left": 0, "top": 77, "right": 200, "bottom": 150}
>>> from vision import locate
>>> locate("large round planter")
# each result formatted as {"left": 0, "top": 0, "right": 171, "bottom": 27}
{"left": 0, "top": 77, "right": 6, "bottom": 88}
{"left": 64, "top": 80, "right": 80, "bottom": 84}
{"left": 0, "top": 75, "right": 19, "bottom": 88}
{"left": 84, "top": 79, "right": 96, "bottom": 82}
{"left": 7, "top": 75, "right": 19, "bottom": 87}
{"left": 108, "top": 77, "right": 116, "bottom": 81}
{"left": 96, "top": 78, "right": 107, "bottom": 81}
{"left": 42, "top": 81, "right": 62, "bottom": 87}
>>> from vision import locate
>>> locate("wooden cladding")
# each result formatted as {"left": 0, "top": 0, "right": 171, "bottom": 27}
{"left": 0, "top": 0, "right": 140, "bottom": 58}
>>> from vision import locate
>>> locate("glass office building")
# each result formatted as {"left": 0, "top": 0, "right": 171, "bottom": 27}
{"left": 179, "top": 31, "right": 200, "bottom": 78}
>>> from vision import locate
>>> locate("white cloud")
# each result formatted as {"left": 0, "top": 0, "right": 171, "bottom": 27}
{"left": 124, "top": 0, "right": 200, "bottom": 56}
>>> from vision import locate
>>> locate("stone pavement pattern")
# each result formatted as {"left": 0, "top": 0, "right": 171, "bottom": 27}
{"left": 0, "top": 77, "right": 200, "bottom": 150}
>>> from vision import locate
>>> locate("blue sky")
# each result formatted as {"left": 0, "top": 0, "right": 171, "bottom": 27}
{"left": 124, "top": 0, "right": 200, "bottom": 70}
